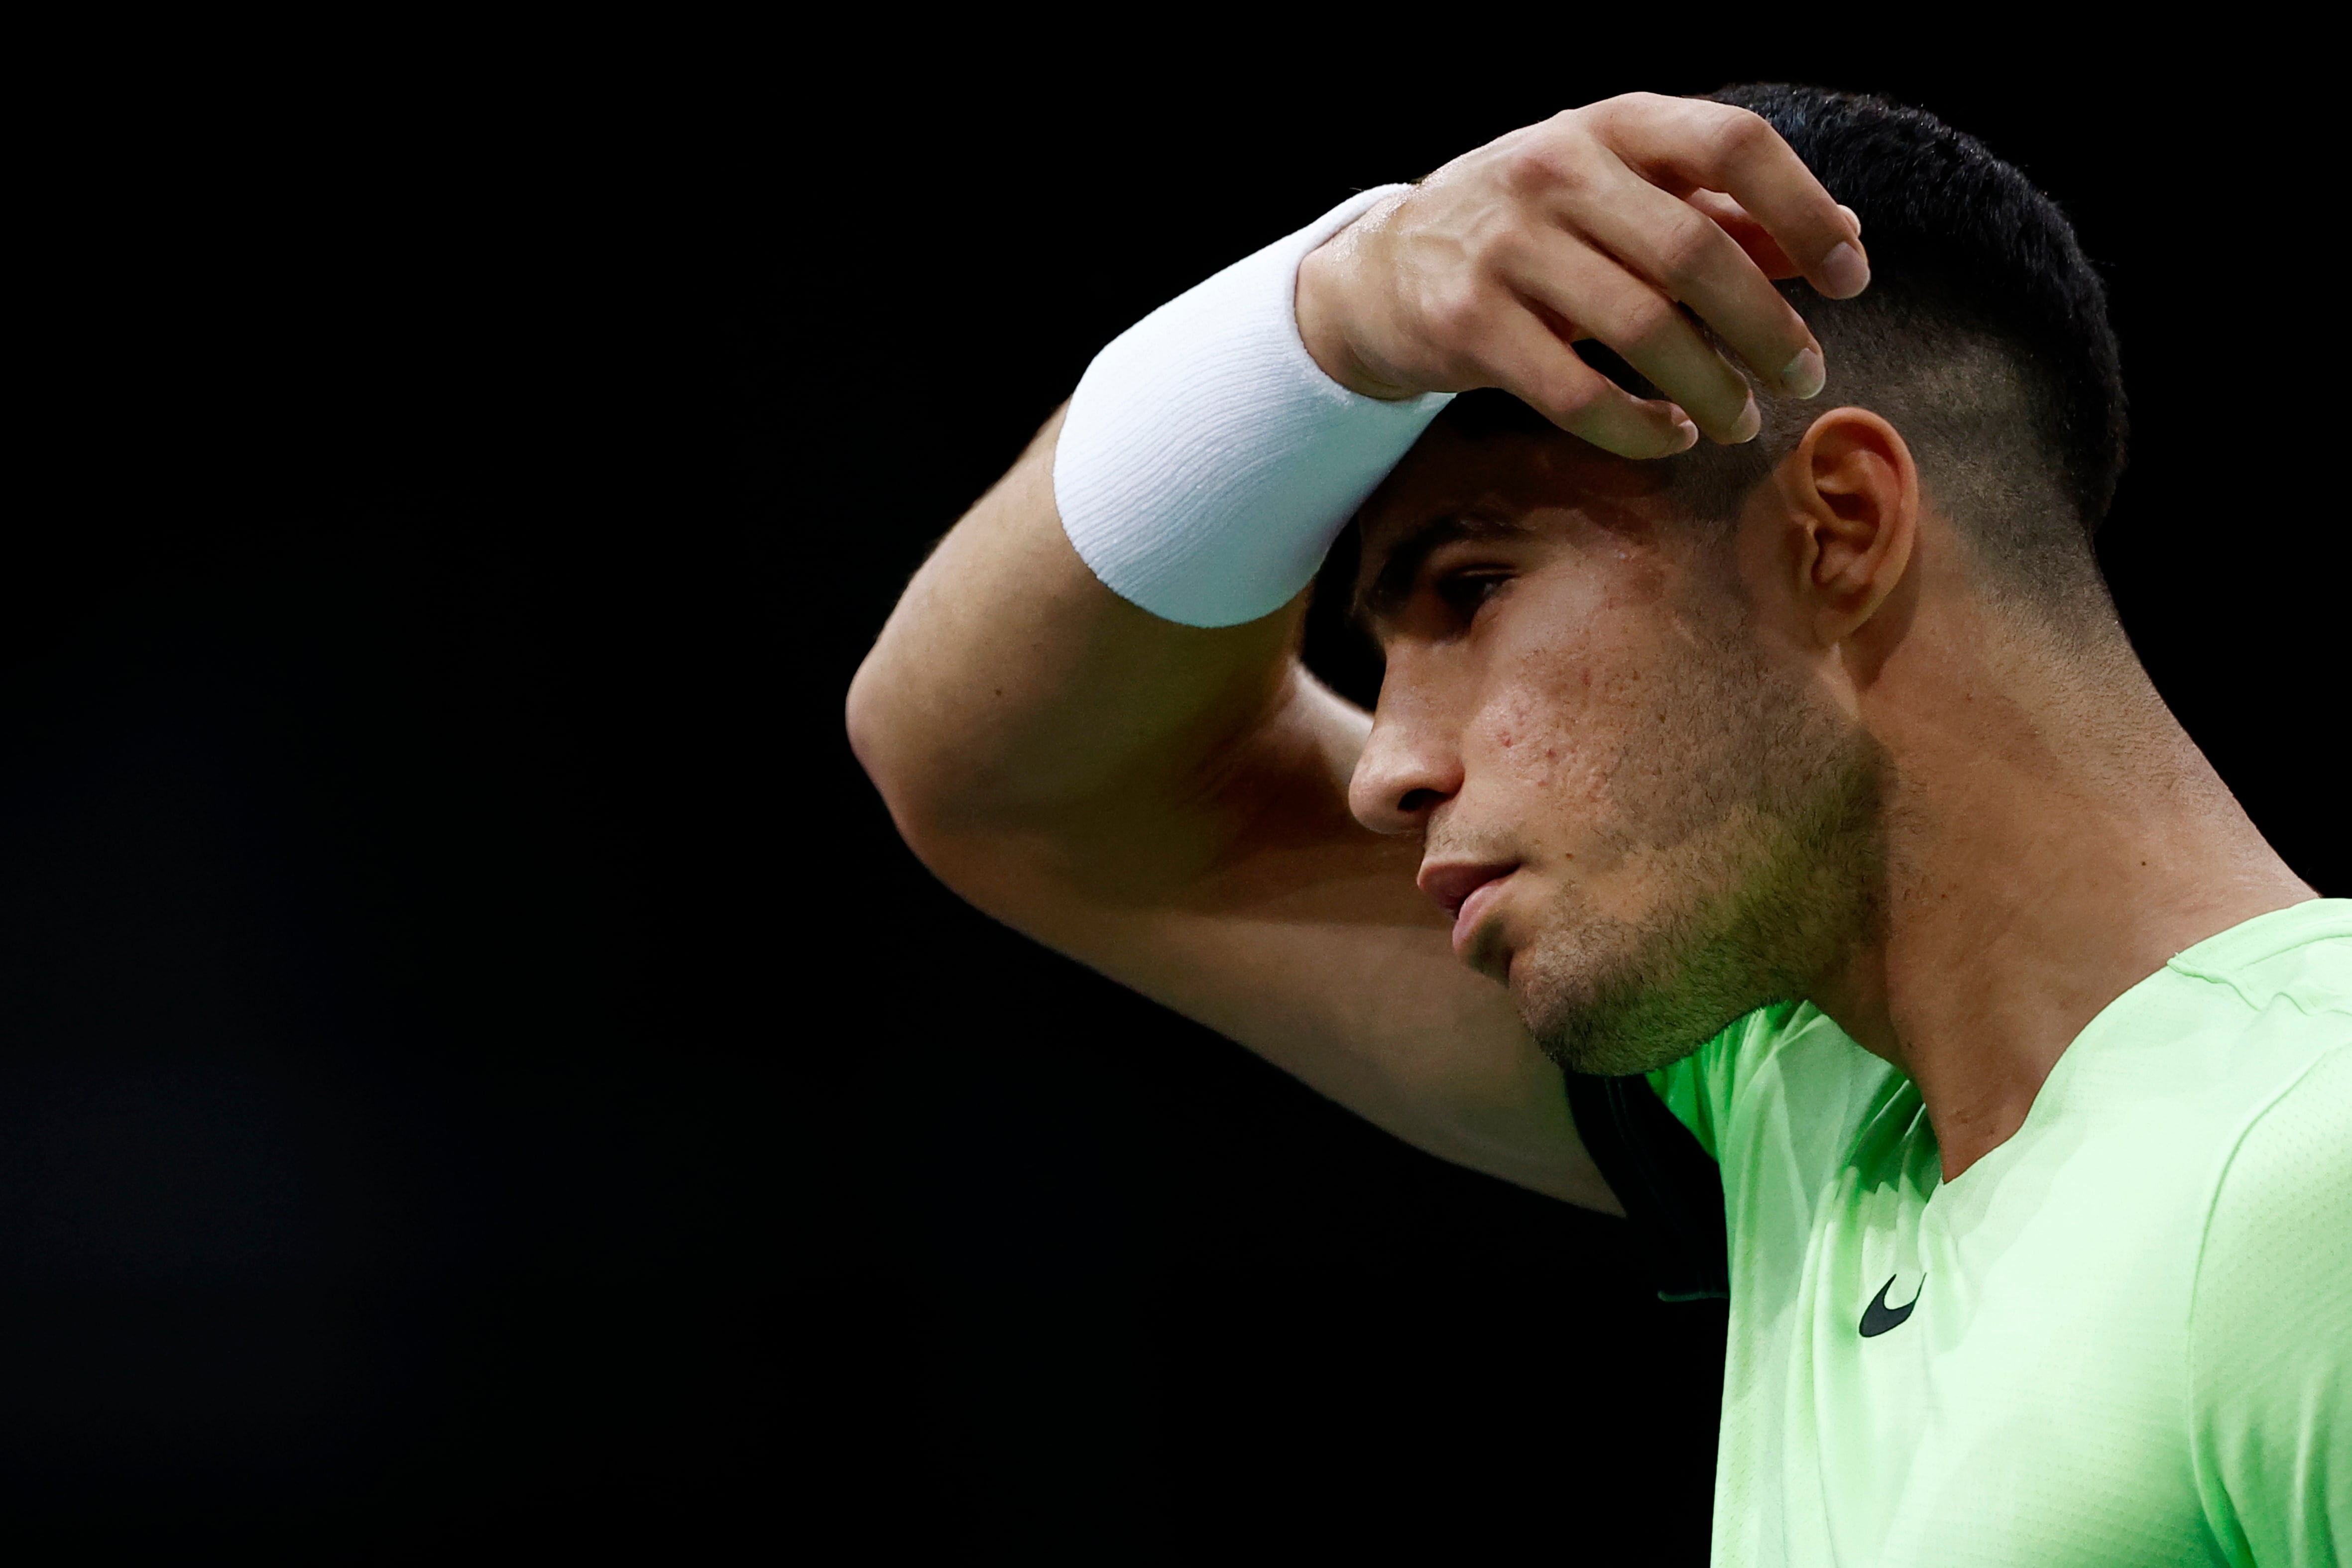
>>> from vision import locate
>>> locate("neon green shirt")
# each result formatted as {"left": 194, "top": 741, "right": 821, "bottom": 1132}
{"left": 1649, "top": 899, "right": 2351, "bottom": 1566}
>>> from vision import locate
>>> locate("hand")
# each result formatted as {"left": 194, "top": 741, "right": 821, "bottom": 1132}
{"left": 1294, "top": 93, "right": 1869, "bottom": 457}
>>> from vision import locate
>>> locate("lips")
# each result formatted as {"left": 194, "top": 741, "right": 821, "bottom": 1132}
{"left": 1416, "top": 860, "right": 1519, "bottom": 960}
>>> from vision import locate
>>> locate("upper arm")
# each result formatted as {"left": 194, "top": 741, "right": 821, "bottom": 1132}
{"left": 940, "top": 668, "right": 1619, "bottom": 1213}
{"left": 850, "top": 409, "right": 1613, "bottom": 1213}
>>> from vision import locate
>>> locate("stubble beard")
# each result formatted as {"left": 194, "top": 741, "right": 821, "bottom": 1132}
{"left": 1513, "top": 625, "right": 1889, "bottom": 1079}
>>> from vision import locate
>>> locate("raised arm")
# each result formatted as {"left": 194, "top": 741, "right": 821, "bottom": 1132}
{"left": 847, "top": 409, "right": 1599, "bottom": 1194}
{"left": 846, "top": 93, "right": 1865, "bottom": 1210}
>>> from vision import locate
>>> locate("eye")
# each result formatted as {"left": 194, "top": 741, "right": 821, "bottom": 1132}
{"left": 1434, "top": 569, "right": 1511, "bottom": 620}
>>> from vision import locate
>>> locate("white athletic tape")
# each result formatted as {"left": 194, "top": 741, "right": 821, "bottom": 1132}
{"left": 1054, "top": 186, "right": 1454, "bottom": 628}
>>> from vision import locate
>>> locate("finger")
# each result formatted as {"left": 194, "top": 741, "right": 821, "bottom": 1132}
{"left": 1683, "top": 193, "right": 1861, "bottom": 281}
{"left": 1503, "top": 229, "right": 1761, "bottom": 443}
{"left": 1560, "top": 167, "right": 1821, "bottom": 402}
{"left": 1685, "top": 190, "right": 1800, "bottom": 279}
{"left": 1598, "top": 95, "right": 1871, "bottom": 301}
{"left": 1478, "top": 308, "right": 1699, "bottom": 458}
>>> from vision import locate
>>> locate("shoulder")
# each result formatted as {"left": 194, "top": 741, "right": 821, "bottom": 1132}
{"left": 2065, "top": 899, "right": 2352, "bottom": 1204}
{"left": 2073, "top": 903, "right": 2352, "bottom": 1312}
{"left": 2186, "top": 1036, "right": 2352, "bottom": 1562}
{"left": 2152, "top": 901, "right": 2352, "bottom": 1243}
{"left": 2164, "top": 896, "right": 2352, "bottom": 1024}
{"left": 2192, "top": 1035, "right": 2352, "bottom": 1327}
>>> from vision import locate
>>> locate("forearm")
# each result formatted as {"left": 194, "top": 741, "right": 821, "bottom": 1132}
{"left": 852, "top": 181, "right": 1472, "bottom": 895}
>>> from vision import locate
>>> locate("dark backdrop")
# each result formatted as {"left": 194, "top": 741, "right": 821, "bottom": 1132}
{"left": 11, "top": 41, "right": 2338, "bottom": 1561}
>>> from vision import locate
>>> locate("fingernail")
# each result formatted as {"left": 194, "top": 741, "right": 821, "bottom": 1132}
{"left": 1821, "top": 241, "right": 1870, "bottom": 298}
{"left": 1838, "top": 204, "right": 1862, "bottom": 238}
{"left": 1671, "top": 416, "right": 1700, "bottom": 452}
{"left": 1781, "top": 345, "right": 1825, "bottom": 399}
{"left": 1728, "top": 395, "right": 1762, "bottom": 444}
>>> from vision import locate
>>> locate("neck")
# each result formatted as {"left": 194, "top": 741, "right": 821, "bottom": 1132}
{"left": 1807, "top": 600, "right": 2315, "bottom": 1181}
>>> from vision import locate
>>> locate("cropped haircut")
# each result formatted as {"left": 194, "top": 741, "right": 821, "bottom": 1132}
{"left": 1440, "top": 85, "right": 2130, "bottom": 626}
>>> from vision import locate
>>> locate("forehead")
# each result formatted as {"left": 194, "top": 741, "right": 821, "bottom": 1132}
{"left": 1351, "top": 420, "right": 1681, "bottom": 609}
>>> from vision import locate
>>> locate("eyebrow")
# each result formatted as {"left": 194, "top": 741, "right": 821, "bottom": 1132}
{"left": 1355, "top": 514, "right": 1535, "bottom": 628}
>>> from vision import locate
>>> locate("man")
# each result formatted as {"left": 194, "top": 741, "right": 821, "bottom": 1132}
{"left": 847, "top": 84, "right": 2346, "bottom": 1564}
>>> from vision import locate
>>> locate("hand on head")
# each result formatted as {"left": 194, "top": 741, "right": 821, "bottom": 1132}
{"left": 1294, "top": 92, "right": 1869, "bottom": 458}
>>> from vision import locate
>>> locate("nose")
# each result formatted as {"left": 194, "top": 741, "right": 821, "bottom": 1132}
{"left": 1347, "top": 676, "right": 1464, "bottom": 835}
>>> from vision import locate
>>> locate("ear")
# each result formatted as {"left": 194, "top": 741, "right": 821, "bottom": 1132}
{"left": 1769, "top": 408, "right": 1918, "bottom": 647}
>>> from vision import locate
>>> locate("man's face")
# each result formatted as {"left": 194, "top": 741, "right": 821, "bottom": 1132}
{"left": 1349, "top": 419, "right": 1882, "bottom": 1075}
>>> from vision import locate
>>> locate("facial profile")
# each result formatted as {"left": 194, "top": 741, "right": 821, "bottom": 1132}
{"left": 1348, "top": 415, "right": 1887, "bottom": 1076}
{"left": 1331, "top": 76, "right": 2131, "bottom": 1079}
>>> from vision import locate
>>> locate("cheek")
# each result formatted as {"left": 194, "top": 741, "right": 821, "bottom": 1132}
{"left": 1448, "top": 542, "right": 1707, "bottom": 839}
{"left": 1462, "top": 589, "right": 1736, "bottom": 857}
{"left": 1462, "top": 632, "right": 1638, "bottom": 837}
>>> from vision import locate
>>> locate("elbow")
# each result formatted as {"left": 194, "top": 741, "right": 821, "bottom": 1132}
{"left": 843, "top": 652, "right": 987, "bottom": 893}
{"left": 846, "top": 644, "right": 1085, "bottom": 932}
{"left": 842, "top": 651, "right": 893, "bottom": 802}
{"left": 844, "top": 650, "right": 930, "bottom": 843}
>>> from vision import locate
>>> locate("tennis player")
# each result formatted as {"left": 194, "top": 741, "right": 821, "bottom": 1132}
{"left": 848, "top": 84, "right": 2346, "bottom": 1564}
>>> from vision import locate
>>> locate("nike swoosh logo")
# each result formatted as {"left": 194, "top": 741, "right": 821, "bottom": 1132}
{"left": 1858, "top": 1273, "right": 1924, "bottom": 1338}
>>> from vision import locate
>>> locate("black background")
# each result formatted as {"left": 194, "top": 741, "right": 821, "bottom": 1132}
{"left": 9, "top": 38, "right": 2340, "bottom": 1561}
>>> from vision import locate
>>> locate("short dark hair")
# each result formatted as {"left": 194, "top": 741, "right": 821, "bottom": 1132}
{"left": 1441, "top": 85, "right": 2129, "bottom": 621}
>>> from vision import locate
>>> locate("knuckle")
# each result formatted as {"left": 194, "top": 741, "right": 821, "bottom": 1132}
{"left": 1470, "top": 221, "right": 1523, "bottom": 269}
{"left": 1607, "top": 292, "right": 1680, "bottom": 350}
{"left": 1419, "top": 279, "right": 1489, "bottom": 345}
{"left": 1654, "top": 212, "right": 1729, "bottom": 292}
{"left": 1702, "top": 105, "right": 1775, "bottom": 164}
{"left": 1497, "top": 118, "right": 1607, "bottom": 198}
{"left": 1537, "top": 371, "right": 1604, "bottom": 422}
{"left": 1549, "top": 102, "right": 1602, "bottom": 139}
{"left": 1499, "top": 138, "right": 1575, "bottom": 197}
{"left": 1591, "top": 91, "right": 1664, "bottom": 124}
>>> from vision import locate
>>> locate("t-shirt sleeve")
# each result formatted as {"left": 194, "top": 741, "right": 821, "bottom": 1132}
{"left": 2189, "top": 1042, "right": 2352, "bottom": 1568}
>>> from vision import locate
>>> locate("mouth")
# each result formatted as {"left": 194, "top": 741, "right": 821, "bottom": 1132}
{"left": 1415, "top": 860, "right": 1520, "bottom": 963}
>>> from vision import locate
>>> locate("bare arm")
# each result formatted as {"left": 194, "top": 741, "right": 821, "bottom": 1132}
{"left": 848, "top": 405, "right": 1605, "bottom": 1202}
{"left": 846, "top": 94, "right": 1865, "bottom": 1210}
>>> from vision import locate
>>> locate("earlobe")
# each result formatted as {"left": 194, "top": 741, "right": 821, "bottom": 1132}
{"left": 1776, "top": 408, "right": 1918, "bottom": 647}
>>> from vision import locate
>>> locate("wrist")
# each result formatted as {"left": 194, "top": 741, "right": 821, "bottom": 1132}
{"left": 1054, "top": 184, "right": 1451, "bottom": 629}
{"left": 1294, "top": 194, "right": 1423, "bottom": 402}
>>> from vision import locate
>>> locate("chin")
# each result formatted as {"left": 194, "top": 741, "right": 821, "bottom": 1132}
{"left": 1510, "top": 764, "right": 1884, "bottom": 1078}
{"left": 1514, "top": 912, "right": 1786, "bottom": 1079}
{"left": 1528, "top": 993, "right": 1718, "bottom": 1078}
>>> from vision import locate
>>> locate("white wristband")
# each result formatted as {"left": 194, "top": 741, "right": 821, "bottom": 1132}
{"left": 1054, "top": 186, "right": 1454, "bottom": 628}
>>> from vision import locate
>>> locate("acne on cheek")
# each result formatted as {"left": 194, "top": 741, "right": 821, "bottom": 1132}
{"left": 1477, "top": 694, "right": 1610, "bottom": 803}
{"left": 1489, "top": 645, "right": 1660, "bottom": 830}
{"left": 1474, "top": 577, "right": 1659, "bottom": 794}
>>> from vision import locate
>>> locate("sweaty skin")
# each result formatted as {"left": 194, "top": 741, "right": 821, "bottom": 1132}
{"left": 1345, "top": 412, "right": 2313, "bottom": 1177}
{"left": 847, "top": 91, "right": 2311, "bottom": 1211}
{"left": 1346, "top": 417, "right": 1885, "bottom": 1083}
